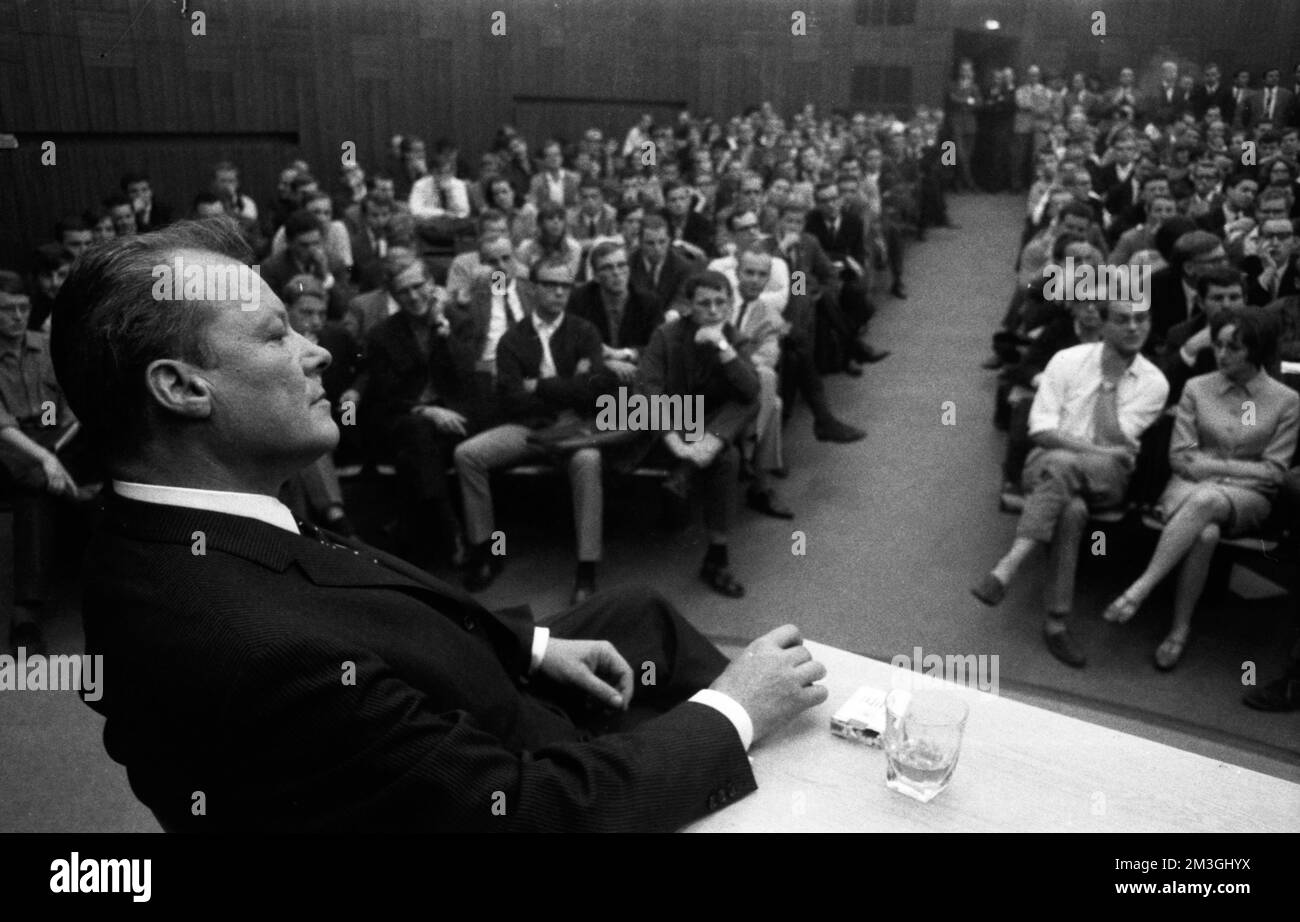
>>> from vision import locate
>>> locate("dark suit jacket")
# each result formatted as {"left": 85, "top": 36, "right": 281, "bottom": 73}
{"left": 452, "top": 276, "right": 541, "bottom": 363}
{"left": 1189, "top": 82, "right": 1235, "bottom": 121}
{"left": 1146, "top": 266, "right": 1190, "bottom": 356}
{"left": 637, "top": 317, "right": 760, "bottom": 443}
{"left": 363, "top": 309, "right": 483, "bottom": 439}
{"left": 804, "top": 210, "right": 867, "bottom": 267}
{"left": 80, "top": 494, "right": 754, "bottom": 832}
{"left": 1242, "top": 257, "right": 1300, "bottom": 307}
{"left": 629, "top": 246, "right": 693, "bottom": 307}
{"left": 134, "top": 202, "right": 174, "bottom": 233}
{"left": 778, "top": 231, "right": 840, "bottom": 341}
{"left": 317, "top": 322, "right": 363, "bottom": 404}
{"left": 1160, "top": 311, "right": 1219, "bottom": 404}
{"left": 566, "top": 282, "right": 664, "bottom": 351}
{"left": 1238, "top": 87, "right": 1295, "bottom": 128}
{"left": 261, "top": 250, "right": 352, "bottom": 320}
{"left": 1194, "top": 199, "right": 1248, "bottom": 238}
{"left": 495, "top": 312, "right": 610, "bottom": 426}
{"left": 662, "top": 209, "right": 716, "bottom": 257}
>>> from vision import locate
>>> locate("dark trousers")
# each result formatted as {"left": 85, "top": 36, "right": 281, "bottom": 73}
{"left": 385, "top": 414, "right": 464, "bottom": 551}
{"left": 533, "top": 584, "right": 731, "bottom": 734}
{"left": 780, "top": 330, "right": 833, "bottom": 424}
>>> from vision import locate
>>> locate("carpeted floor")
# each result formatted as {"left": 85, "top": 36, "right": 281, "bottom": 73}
{"left": 2, "top": 192, "right": 1296, "bottom": 833}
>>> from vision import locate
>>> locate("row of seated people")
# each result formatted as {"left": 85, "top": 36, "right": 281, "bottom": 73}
{"left": 968, "top": 72, "right": 1300, "bottom": 708}
{"left": 5, "top": 100, "right": 934, "bottom": 653}
{"left": 278, "top": 207, "right": 888, "bottom": 608}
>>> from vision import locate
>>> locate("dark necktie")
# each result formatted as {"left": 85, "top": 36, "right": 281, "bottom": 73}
{"left": 1093, "top": 380, "right": 1127, "bottom": 447}
{"left": 736, "top": 298, "right": 754, "bottom": 332}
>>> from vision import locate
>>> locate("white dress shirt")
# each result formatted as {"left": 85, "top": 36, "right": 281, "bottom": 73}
{"left": 532, "top": 312, "right": 562, "bottom": 379}
{"left": 1029, "top": 342, "right": 1169, "bottom": 449}
{"left": 483, "top": 282, "right": 524, "bottom": 362}
{"left": 408, "top": 174, "right": 470, "bottom": 220}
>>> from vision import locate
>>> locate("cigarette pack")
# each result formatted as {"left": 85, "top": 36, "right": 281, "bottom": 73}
{"left": 830, "top": 685, "right": 889, "bottom": 747}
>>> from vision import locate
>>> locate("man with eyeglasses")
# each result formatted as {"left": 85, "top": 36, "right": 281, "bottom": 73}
{"left": 568, "top": 242, "right": 664, "bottom": 383}
{"left": 365, "top": 252, "right": 484, "bottom": 567}
{"left": 1243, "top": 218, "right": 1299, "bottom": 306}
{"left": 973, "top": 300, "right": 1169, "bottom": 668}
{"left": 455, "top": 258, "right": 614, "bottom": 604}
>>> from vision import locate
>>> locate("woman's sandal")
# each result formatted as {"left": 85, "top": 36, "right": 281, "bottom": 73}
{"left": 1103, "top": 592, "right": 1143, "bottom": 624}
{"left": 1154, "top": 634, "right": 1189, "bottom": 672}
{"left": 700, "top": 562, "right": 745, "bottom": 599}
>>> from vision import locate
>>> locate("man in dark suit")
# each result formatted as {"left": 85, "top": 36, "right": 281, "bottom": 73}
{"left": 50, "top": 218, "right": 828, "bottom": 833}
{"left": 454, "top": 257, "right": 618, "bottom": 604}
{"left": 568, "top": 241, "right": 664, "bottom": 364}
{"left": 364, "top": 253, "right": 489, "bottom": 564}
{"left": 805, "top": 182, "right": 889, "bottom": 369}
{"left": 661, "top": 180, "right": 715, "bottom": 260}
{"left": 945, "top": 60, "right": 982, "bottom": 192}
{"left": 629, "top": 214, "right": 693, "bottom": 308}
{"left": 1238, "top": 68, "right": 1294, "bottom": 130}
{"left": 1142, "top": 61, "right": 1189, "bottom": 128}
{"left": 450, "top": 237, "right": 539, "bottom": 377}
{"left": 1189, "top": 63, "right": 1235, "bottom": 121}
{"left": 1195, "top": 172, "right": 1259, "bottom": 239}
{"left": 1241, "top": 218, "right": 1299, "bottom": 306}
{"left": 347, "top": 193, "right": 393, "bottom": 293}
{"left": 261, "top": 210, "right": 353, "bottom": 321}
{"left": 1146, "top": 230, "right": 1229, "bottom": 356}
{"left": 121, "top": 172, "right": 173, "bottom": 233}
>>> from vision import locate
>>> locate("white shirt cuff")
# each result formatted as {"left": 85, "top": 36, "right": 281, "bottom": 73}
{"left": 689, "top": 689, "right": 754, "bottom": 751}
{"left": 529, "top": 627, "right": 550, "bottom": 674}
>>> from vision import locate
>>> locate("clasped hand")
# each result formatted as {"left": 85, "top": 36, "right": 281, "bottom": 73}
{"left": 538, "top": 637, "right": 634, "bottom": 710}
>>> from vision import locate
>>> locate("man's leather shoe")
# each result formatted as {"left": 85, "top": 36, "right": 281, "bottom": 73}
{"left": 981, "top": 355, "right": 1004, "bottom": 370}
{"left": 890, "top": 282, "right": 907, "bottom": 299}
{"left": 700, "top": 561, "right": 745, "bottom": 598}
{"left": 1043, "top": 625, "right": 1087, "bottom": 668}
{"left": 843, "top": 359, "right": 865, "bottom": 377}
{"left": 814, "top": 418, "right": 866, "bottom": 443}
{"left": 10, "top": 621, "right": 47, "bottom": 657}
{"left": 970, "top": 573, "right": 1005, "bottom": 606}
{"left": 1243, "top": 675, "right": 1300, "bottom": 712}
{"left": 859, "top": 346, "right": 891, "bottom": 363}
{"left": 746, "top": 488, "right": 793, "bottom": 519}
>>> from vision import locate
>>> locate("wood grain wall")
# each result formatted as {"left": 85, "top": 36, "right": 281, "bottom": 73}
{"left": 2, "top": 0, "right": 1297, "bottom": 267}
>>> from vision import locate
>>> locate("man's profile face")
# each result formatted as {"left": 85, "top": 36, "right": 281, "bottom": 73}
{"left": 688, "top": 284, "right": 729, "bottom": 328}
{"left": 593, "top": 248, "right": 630, "bottom": 296}
{"left": 736, "top": 252, "right": 771, "bottom": 302}
{"left": 641, "top": 226, "right": 669, "bottom": 264}
{"left": 1102, "top": 301, "right": 1150, "bottom": 356}
{"left": 1202, "top": 283, "right": 1244, "bottom": 321}
{"left": 0, "top": 292, "right": 31, "bottom": 341}
{"left": 189, "top": 255, "right": 337, "bottom": 469}
{"left": 61, "top": 230, "right": 93, "bottom": 258}
{"left": 533, "top": 265, "right": 574, "bottom": 319}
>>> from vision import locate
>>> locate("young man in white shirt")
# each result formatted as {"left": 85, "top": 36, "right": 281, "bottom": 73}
{"left": 972, "top": 300, "right": 1169, "bottom": 667}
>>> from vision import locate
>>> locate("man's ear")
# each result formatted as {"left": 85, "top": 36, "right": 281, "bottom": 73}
{"left": 144, "top": 358, "right": 214, "bottom": 420}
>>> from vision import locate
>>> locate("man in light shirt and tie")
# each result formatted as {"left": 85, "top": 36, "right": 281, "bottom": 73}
{"left": 972, "top": 300, "right": 1169, "bottom": 668}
